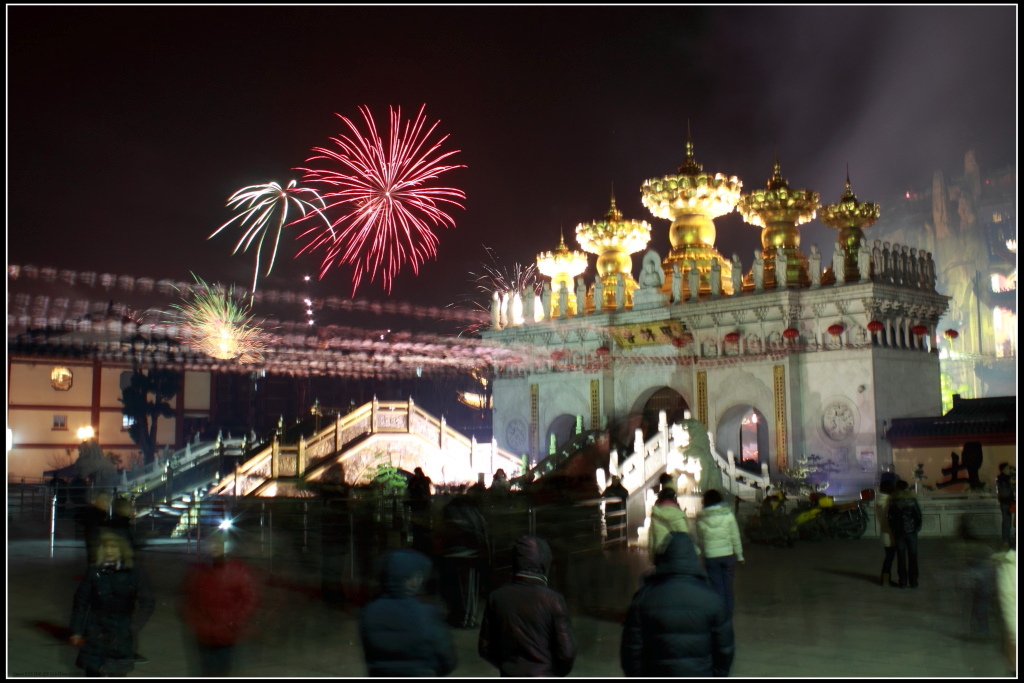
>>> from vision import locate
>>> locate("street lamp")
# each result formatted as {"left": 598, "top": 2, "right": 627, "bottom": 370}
{"left": 77, "top": 425, "right": 94, "bottom": 441}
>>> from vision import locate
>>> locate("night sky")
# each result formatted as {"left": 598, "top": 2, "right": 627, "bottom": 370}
{"left": 8, "top": 6, "right": 1017, "bottom": 326}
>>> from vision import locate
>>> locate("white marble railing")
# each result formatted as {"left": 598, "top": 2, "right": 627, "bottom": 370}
{"left": 615, "top": 410, "right": 771, "bottom": 499}
{"left": 126, "top": 433, "right": 246, "bottom": 492}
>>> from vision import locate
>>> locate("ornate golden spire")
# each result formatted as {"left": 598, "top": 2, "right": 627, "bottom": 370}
{"left": 819, "top": 169, "right": 880, "bottom": 283}
{"left": 575, "top": 190, "right": 651, "bottom": 311}
{"left": 738, "top": 156, "right": 820, "bottom": 289}
{"left": 640, "top": 128, "right": 741, "bottom": 294}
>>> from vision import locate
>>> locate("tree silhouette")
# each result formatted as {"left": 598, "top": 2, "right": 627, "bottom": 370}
{"left": 119, "top": 369, "right": 181, "bottom": 465}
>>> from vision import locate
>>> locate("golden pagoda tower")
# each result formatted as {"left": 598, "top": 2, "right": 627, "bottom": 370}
{"left": 575, "top": 192, "right": 651, "bottom": 311}
{"left": 536, "top": 232, "right": 589, "bottom": 317}
{"left": 819, "top": 171, "right": 880, "bottom": 283}
{"left": 737, "top": 156, "right": 819, "bottom": 289}
{"left": 640, "top": 131, "right": 742, "bottom": 296}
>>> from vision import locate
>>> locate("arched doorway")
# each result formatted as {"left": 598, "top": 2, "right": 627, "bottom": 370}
{"left": 546, "top": 413, "right": 581, "bottom": 458}
{"left": 716, "top": 404, "right": 770, "bottom": 475}
{"left": 642, "top": 387, "right": 689, "bottom": 435}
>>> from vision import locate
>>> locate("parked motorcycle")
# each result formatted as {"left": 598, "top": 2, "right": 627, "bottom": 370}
{"left": 790, "top": 490, "right": 872, "bottom": 541}
{"left": 745, "top": 489, "right": 795, "bottom": 547}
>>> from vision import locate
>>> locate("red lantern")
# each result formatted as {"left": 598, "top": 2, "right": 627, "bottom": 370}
{"left": 827, "top": 323, "right": 845, "bottom": 336}
{"left": 595, "top": 346, "right": 610, "bottom": 356}
{"left": 724, "top": 331, "right": 741, "bottom": 343}
{"left": 867, "top": 320, "right": 884, "bottom": 333}
{"left": 672, "top": 337, "right": 686, "bottom": 347}
{"left": 551, "top": 349, "right": 565, "bottom": 361}
{"left": 782, "top": 327, "right": 800, "bottom": 339}
{"left": 911, "top": 325, "right": 928, "bottom": 336}
{"left": 943, "top": 328, "right": 959, "bottom": 340}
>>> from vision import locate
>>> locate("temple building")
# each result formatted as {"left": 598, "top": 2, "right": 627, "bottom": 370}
{"left": 483, "top": 138, "right": 953, "bottom": 498}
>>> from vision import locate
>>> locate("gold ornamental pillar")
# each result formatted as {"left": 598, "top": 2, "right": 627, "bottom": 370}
{"left": 738, "top": 157, "right": 819, "bottom": 290}
{"left": 641, "top": 133, "right": 742, "bottom": 296}
{"left": 575, "top": 193, "right": 651, "bottom": 312}
{"left": 819, "top": 172, "right": 880, "bottom": 283}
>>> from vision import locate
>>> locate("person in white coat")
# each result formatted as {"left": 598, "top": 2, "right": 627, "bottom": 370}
{"left": 695, "top": 489, "right": 744, "bottom": 616}
{"left": 876, "top": 479, "right": 897, "bottom": 586}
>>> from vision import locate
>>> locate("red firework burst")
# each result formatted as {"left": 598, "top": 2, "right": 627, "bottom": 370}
{"left": 297, "top": 105, "right": 466, "bottom": 294}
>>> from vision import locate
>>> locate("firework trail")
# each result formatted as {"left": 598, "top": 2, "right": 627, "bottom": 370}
{"left": 446, "top": 245, "right": 539, "bottom": 337}
{"left": 297, "top": 105, "right": 466, "bottom": 295}
{"left": 209, "top": 180, "right": 330, "bottom": 296}
{"left": 170, "top": 276, "right": 266, "bottom": 363}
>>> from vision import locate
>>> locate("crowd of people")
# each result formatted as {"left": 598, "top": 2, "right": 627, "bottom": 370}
{"left": 58, "top": 463, "right": 1015, "bottom": 678}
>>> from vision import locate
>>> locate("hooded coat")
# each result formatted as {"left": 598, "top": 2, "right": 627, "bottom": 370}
{"left": 649, "top": 499, "right": 691, "bottom": 559}
{"left": 478, "top": 535, "right": 577, "bottom": 677}
{"left": 696, "top": 503, "right": 744, "bottom": 561}
{"left": 621, "top": 532, "right": 734, "bottom": 677}
{"left": 887, "top": 489, "right": 923, "bottom": 536}
{"left": 70, "top": 562, "right": 155, "bottom": 675}
{"left": 360, "top": 550, "right": 457, "bottom": 677}
{"left": 181, "top": 557, "right": 260, "bottom": 646}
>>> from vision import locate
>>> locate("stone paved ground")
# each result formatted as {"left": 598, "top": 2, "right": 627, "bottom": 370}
{"left": 7, "top": 531, "right": 1016, "bottom": 678}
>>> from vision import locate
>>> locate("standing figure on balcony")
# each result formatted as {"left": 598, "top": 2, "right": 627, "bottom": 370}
{"left": 752, "top": 251, "right": 764, "bottom": 291}
{"left": 671, "top": 264, "right": 682, "bottom": 303}
{"left": 687, "top": 260, "right": 700, "bottom": 301}
{"left": 575, "top": 277, "right": 586, "bottom": 316}
{"left": 809, "top": 245, "right": 821, "bottom": 288}
{"left": 541, "top": 282, "right": 552, "bottom": 320}
{"left": 859, "top": 239, "right": 872, "bottom": 281}
{"left": 730, "top": 254, "right": 743, "bottom": 296}
{"left": 592, "top": 277, "right": 604, "bottom": 314}
{"left": 709, "top": 260, "right": 721, "bottom": 298}
{"left": 833, "top": 241, "right": 846, "bottom": 285}
{"left": 615, "top": 274, "right": 626, "bottom": 310}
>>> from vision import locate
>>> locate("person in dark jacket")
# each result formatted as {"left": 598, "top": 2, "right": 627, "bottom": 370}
{"left": 77, "top": 491, "right": 112, "bottom": 566}
{"left": 69, "top": 529, "right": 155, "bottom": 677}
{"left": 181, "top": 535, "right": 261, "bottom": 676}
{"left": 621, "top": 531, "right": 734, "bottom": 677}
{"left": 996, "top": 462, "right": 1015, "bottom": 548}
{"left": 887, "top": 479, "right": 923, "bottom": 588}
{"left": 478, "top": 534, "right": 577, "bottom": 677}
{"left": 360, "top": 549, "right": 457, "bottom": 677}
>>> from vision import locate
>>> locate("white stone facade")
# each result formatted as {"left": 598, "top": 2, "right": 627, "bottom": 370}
{"left": 485, "top": 277, "right": 948, "bottom": 497}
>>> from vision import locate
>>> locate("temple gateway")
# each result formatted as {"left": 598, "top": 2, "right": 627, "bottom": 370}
{"left": 482, "top": 138, "right": 949, "bottom": 504}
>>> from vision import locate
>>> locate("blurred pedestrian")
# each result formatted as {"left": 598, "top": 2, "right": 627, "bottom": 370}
{"left": 887, "top": 479, "right": 923, "bottom": 588}
{"left": 408, "top": 467, "right": 433, "bottom": 554}
{"left": 993, "top": 547, "right": 1016, "bottom": 675}
{"left": 875, "top": 479, "right": 897, "bottom": 586}
{"left": 649, "top": 486, "right": 690, "bottom": 561}
{"left": 439, "top": 495, "right": 490, "bottom": 628}
{"left": 479, "top": 534, "right": 576, "bottom": 677}
{"left": 621, "top": 531, "right": 734, "bottom": 677}
{"left": 489, "top": 468, "right": 511, "bottom": 495}
{"left": 996, "top": 462, "right": 1015, "bottom": 548}
{"left": 68, "top": 530, "right": 155, "bottom": 676}
{"left": 108, "top": 497, "right": 139, "bottom": 551}
{"left": 695, "top": 489, "right": 744, "bottom": 616}
{"left": 78, "top": 491, "right": 113, "bottom": 566}
{"left": 360, "top": 549, "right": 457, "bottom": 677}
{"left": 180, "top": 534, "right": 261, "bottom": 676}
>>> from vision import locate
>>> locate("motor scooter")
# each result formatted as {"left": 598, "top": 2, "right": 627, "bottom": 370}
{"left": 744, "top": 489, "right": 795, "bottom": 547}
{"left": 789, "top": 490, "right": 872, "bottom": 541}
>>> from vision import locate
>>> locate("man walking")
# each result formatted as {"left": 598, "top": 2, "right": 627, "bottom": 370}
{"left": 887, "top": 479, "right": 923, "bottom": 588}
{"left": 996, "top": 462, "right": 1015, "bottom": 548}
{"left": 621, "top": 531, "right": 734, "bottom": 677}
{"left": 478, "top": 535, "right": 576, "bottom": 677}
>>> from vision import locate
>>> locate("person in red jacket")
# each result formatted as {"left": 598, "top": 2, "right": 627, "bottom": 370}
{"left": 180, "top": 535, "right": 260, "bottom": 676}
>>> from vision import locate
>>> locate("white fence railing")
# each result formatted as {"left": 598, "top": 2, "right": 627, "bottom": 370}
{"left": 616, "top": 410, "right": 771, "bottom": 500}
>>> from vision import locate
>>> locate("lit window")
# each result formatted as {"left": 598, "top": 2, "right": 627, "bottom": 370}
{"left": 122, "top": 415, "right": 135, "bottom": 431}
{"left": 52, "top": 415, "right": 68, "bottom": 430}
{"left": 992, "top": 213, "right": 1002, "bottom": 223}
{"left": 51, "top": 367, "right": 73, "bottom": 391}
